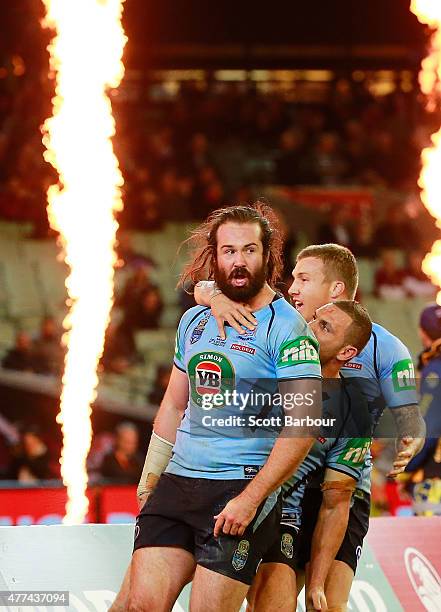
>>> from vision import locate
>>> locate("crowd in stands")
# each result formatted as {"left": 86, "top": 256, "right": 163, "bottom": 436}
{"left": 0, "top": 416, "right": 145, "bottom": 486}
{"left": 0, "top": 60, "right": 438, "bottom": 235}
{"left": 2, "top": 316, "right": 64, "bottom": 375}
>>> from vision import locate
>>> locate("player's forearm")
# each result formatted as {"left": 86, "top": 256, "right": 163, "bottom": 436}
{"left": 194, "top": 280, "right": 217, "bottom": 306}
{"left": 308, "top": 500, "right": 350, "bottom": 590}
{"left": 241, "top": 437, "right": 314, "bottom": 507}
{"left": 153, "top": 398, "right": 183, "bottom": 443}
{"left": 393, "top": 405, "right": 426, "bottom": 453}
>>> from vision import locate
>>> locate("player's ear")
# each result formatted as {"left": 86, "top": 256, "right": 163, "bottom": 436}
{"left": 337, "top": 345, "right": 357, "bottom": 363}
{"left": 330, "top": 280, "right": 345, "bottom": 299}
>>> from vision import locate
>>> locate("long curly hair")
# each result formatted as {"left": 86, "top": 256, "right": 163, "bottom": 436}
{"left": 179, "top": 201, "right": 284, "bottom": 290}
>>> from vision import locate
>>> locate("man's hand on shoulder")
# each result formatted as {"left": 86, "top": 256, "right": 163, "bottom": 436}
{"left": 210, "top": 293, "right": 257, "bottom": 340}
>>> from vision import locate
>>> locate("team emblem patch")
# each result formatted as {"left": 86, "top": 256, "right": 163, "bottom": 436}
{"left": 281, "top": 533, "right": 294, "bottom": 559}
{"left": 187, "top": 351, "right": 235, "bottom": 406}
{"left": 392, "top": 358, "right": 416, "bottom": 392}
{"left": 277, "top": 336, "right": 320, "bottom": 367}
{"left": 232, "top": 539, "right": 250, "bottom": 571}
{"left": 190, "top": 312, "right": 210, "bottom": 344}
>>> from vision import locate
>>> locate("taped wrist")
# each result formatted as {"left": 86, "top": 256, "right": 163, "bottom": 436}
{"left": 321, "top": 479, "right": 356, "bottom": 493}
{"left": 137, "top": 432, "right": 173, "bottom": 498}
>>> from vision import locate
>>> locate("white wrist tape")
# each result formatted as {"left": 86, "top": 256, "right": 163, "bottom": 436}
{"left": 137, "top": 432, "right": 173, "bottom": 498}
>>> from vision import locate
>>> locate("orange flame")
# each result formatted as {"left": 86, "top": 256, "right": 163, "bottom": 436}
{"left": 411, "top": 0, "right": 441, "bottom": 303}
{"left": 41, "top": 0, "right": 126, "bottom": 524}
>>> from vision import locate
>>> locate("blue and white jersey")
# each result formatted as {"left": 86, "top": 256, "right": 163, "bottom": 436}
{"left": 167, "top": 296, "right": 322, "bottom": 479}
{"left": 282, "top": 436, "right": 371, "bottom": 526}
{"left": 341, "top": 322, "right": 418, "bottom": 425}
{"left": 282, "top": 376, "right": 372, "bottom": 522}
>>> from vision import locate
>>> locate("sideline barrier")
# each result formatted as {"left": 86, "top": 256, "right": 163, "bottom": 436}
{"left": 0, "top": 486, "right": 138, "bottom": 526}
{"left": 0, "top": 518, "right": 440, "bottom": 611}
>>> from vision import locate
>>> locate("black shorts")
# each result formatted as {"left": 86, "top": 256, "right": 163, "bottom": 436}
{"left": 134, "top": 473, "right": 281, "bottom": 585}
{"left": 260, "top": 513, "right": 299, "bottom": 571}
{"left": 296, "top": 488, "right": 370, "bottom": 574}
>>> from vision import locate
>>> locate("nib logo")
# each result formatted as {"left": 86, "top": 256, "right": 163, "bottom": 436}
{"left": 392, "top": 359, "right": 416, "bottom": 392}
{"left": 278, "top": 336, "right": 320, "bottom": 367}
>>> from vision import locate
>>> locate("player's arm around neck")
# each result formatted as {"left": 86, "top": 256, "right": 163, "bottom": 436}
{"left": 137, "top": 366, "right": 188, "bottom": 505}
{"left": 241, "top": 377, "right": 321, "bottom": 506}
{"left": 306, "top": 468, "right": 356, "bottom": 611}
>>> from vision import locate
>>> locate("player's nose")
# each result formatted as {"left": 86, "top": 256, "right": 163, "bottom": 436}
{"left": 288, "top": 280, "right": 299, "bottom": 296}
{"left": 233, "top": 251, "right": 246, "bottom": 266}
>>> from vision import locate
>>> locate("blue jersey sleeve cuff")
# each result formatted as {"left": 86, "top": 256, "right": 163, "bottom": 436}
{"left": 173, "top": 360, "right": 186, "bottom": 373}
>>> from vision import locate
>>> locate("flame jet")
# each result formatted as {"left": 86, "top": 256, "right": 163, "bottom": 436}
{"left": 41, "top": 0, "right": 126, "bottom": 524}
{"left": 411, "top": 0, "right": 441, "bottom": 300}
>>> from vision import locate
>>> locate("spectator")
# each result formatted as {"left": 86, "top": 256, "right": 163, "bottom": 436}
{"left": 374, "top": 249, "right": 406, "bottom": 299}
{"left": 312, "top": 132, "right": 348, "bottom": 186}
{"left": 116, "top": 232, "right": 156, "bottom": 271}
{"left": 404, "top": 304, "right": 441, "bottom": 516}
{"left": 123, "top": 285, "right": 164, "bottom": 332}
{"left": 317, "top": 206, "right": 354, "bottom": 250}
{"left": 375, "top": 206, "right": 422, "bottom": 251}
{"left": 274, "top": 128, "right": 314, "bottom": 185}
{"left": 101, "top": 322, "right": 139, "bottom": 374}
{"left": 148, "top": 364, "right": 172, "bottom": 405}
{"left": 117, "top": 264, "right": 154, "bottom": 312}
{"left": 7, "top": 424, "right": 58, "bottom": 482}
{"left": 402, "top": 251, "right": 437, "bottom": 298}
{"left": 100, "top": 421, "right": 144, "bottom": 484}
{"left": 2, "top": 330, "right": 35, "bottom": 371}
{"left": 32, "top": 317, "right": 64, "bottom": 375}
{"left": 352, "top": 215, "right": 376, "bottom": 258}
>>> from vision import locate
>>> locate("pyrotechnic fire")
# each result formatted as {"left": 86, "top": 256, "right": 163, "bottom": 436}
{"left": 41, "top": 0, "right": 126, "bottom": 524}
{"left": 411, "top": 1, "right": 441, "bottom": 301}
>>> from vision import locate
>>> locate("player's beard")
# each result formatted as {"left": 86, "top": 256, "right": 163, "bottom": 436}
{"left": 214, "top": 261, "right": 267, "bottom": 302}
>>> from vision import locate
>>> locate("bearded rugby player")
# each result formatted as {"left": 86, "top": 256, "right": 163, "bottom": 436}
{"left": 112, "top": 204, "right": 322, "bottom": 612}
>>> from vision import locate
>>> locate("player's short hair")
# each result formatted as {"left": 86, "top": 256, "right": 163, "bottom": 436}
{"left": 179, "top": 201, "right": 284, "bottom": 289}
{"left": 334, "top": 300, "right": 372, "bottom": 355}
{"left": 296, "top": 244, "right": 358, "bottom": 299}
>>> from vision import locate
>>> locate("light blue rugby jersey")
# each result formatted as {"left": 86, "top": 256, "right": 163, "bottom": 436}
{"left": 341, "top": 322, "right": 417, "bottom": 493}
{"left": 282, "top": 375, "right": 372, "bottom": 518}
{"left": 166, "top": 296, "right": 322, "bottom": 479}
{"left": 282, "top": 436, "right": 371, "bottom": 526}
{"left": 340, "top": 322, "right": 417, "bottom": 420}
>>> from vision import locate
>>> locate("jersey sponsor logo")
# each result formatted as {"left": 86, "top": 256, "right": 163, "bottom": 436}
{"left": 188, "top": 352, "right": 235, "bottom": 406}
{"left": 231, "top": 343, "right": 256, "bottom": 355}
{"left": 236, "top": 329, "right": 256, "bottom": 342}
{"left": 277, "top": 336, "right": 320, "bottom": 367}
{"left": 232, "top": 539, "right": 250, "bottom": 571}
{"left": 337, "top": 438, "right": 371, "bottom": 468}
{"left": 190, "top": 312, "right": 210, "bottom": 344}
{"left": 345, "top": 361, "right": 362, "bottom": 370}
{"left": 209, "top": 336, "right": 227, "bottom": 347}
{"left": 243, "top": 465, "right": 260, "bottom": 479}
{"left": 280, "top": 511, "right": 301, "bottom": 529}
{"left": 281, "top": 532, "right": 294, "bottom": 559}
{"left": 392, "top": 358, "right": 416, "bottom": 392}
